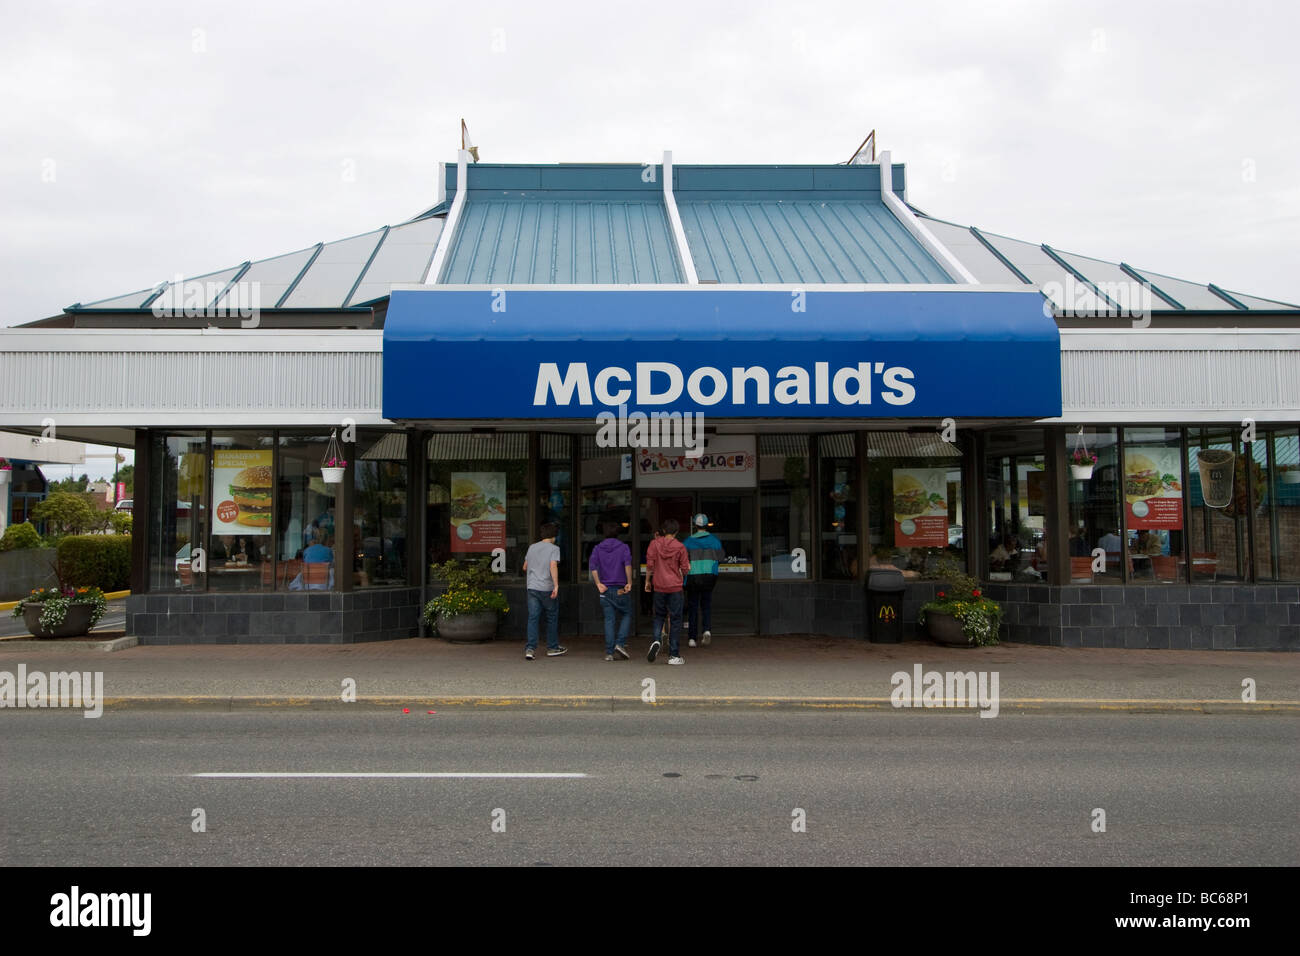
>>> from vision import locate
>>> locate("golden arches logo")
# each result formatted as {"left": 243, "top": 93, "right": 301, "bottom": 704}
{"left": 878, "top": 604, "right": 897, "bottom": 624}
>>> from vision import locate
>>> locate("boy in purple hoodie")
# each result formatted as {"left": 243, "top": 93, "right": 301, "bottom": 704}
{"left": 644, "top": 518, "right": 691, "bottom": 665}
{"left": 589, "top": 521, "right": 633, "bottom": 661}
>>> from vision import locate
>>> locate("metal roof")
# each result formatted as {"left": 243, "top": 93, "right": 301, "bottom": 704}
{"left": 439, "top": 199, "right": 681, "bottom": 284}
{"left": 916, "top": 212, "right": 1300, "bottom": 314}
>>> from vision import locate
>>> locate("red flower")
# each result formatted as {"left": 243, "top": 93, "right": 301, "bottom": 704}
{"left": 972, "top": 589, "right": 981, "bottom": 598}
{"left": 937, "top": 590, "right": 945, "bottom": 598}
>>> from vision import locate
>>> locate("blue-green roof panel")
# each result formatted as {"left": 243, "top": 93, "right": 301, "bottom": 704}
{"left": 678, "top": 200, "right": 952, "bottom": 284}
{"left": 441, "top": 199, "right": 682, "bottom": 284}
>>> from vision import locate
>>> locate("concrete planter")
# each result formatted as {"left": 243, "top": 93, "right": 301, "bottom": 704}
{"left": 925, "top": 610, "right": 971, "bottom": 646}
{"left": 23, "top": 603, "right": 96, "bottom": 639}
{"left": 434, "top": 610, "right": 498, "bottom": 643}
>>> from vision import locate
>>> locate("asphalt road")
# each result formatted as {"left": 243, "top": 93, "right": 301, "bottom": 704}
{"left": 1, "top": 711, "right": 1294, "bottom": 866}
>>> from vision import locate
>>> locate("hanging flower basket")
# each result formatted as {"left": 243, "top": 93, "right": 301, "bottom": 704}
{"left": 0, "top": 458, "right": 11, "bottom": 484}
{"left": 1070, "top": 463, "right": 1094, "bottom": 480}
{"left": 320, "top": 430, "right": 347, "bottom": 484}
{"left": 1069, "top": 432, "right": 1097, "bottom": 481}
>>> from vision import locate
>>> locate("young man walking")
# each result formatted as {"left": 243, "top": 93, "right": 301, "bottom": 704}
{"left": 589, "top": 521, "right": 633, "bottom": 661}
{"left": 522, "top": 522, "right": 566, "bottom": 660}
{"left": 683, "top": 513, "right": 723, "bottom": 647}
{"left": 644, "top": 518, "right": 690, "bottom": 665}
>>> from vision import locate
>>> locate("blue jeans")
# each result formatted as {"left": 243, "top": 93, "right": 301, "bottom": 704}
{"left": 652, "top": 590, "right": 684, "bottom": 656}
{"left": 526, "top": 589, "right": 559, "bottom": 651}
{"left": 599, "top": 588, "right": 632, "bottom": 654}
{"left": 686, "top": 583, "right": 714, "bottom": 640}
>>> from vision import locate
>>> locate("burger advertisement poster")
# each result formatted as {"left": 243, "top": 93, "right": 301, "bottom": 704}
{"left": 213, "top": 450, "right": 274, "bottom": 535}
{"left": 892, "top": 468, "right": 948, "bottom": 547}
{"left": 1124, "top": 446, "right": 1183, "bottom": 529}
{"left": 450, "top": 472, "right": 506, "bottom": 553}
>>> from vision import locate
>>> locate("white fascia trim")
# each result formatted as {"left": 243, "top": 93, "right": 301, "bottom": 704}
{"left": 661, "top": 150, "right": 699, "bottom": 284}
{"left": 0, "top": 329, "right": 383, "bottom": 352}
{"left": 0, "top": 412, "right": 391, "bottom": 427}
{"left": 1060, "top": 328, "right": 1300, "bottom": 351}
{"left": 877, "top": 150, "right": 979, "bottom": 284}
{"left": 424, "top": 149, "right": 470, "bottom": 284}
{"left": 1044, "top": 410, "right": 1300, "bottom": 424}
{"left": 390, "top": 282, "right": 1033, "bottom": 294}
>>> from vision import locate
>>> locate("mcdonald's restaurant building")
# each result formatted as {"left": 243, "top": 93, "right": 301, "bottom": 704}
{"left": 2, "top": 155, "right": 1297, "bottom": 650}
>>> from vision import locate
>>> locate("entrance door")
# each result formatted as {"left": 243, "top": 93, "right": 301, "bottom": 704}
{"left": 637, "top": 492, "right": 755, "bottom": 636}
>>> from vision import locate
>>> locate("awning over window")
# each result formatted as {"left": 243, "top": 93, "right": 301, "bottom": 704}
{"left": 382, "top": 287, "right": 1062, "bottom": 420}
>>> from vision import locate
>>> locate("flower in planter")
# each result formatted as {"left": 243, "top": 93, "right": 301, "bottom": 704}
{"left": 1070, "top": 448, "right": 1098, "bottom": 466}
{"left": 920, "top": 554, "right": 1003, "bottom": 646}
{"left": 324, "top": 457, "right": 349, "bottom": 468}
{"left": 422, "top": 557, "right": 511, "bottom": 632}
{"left": 13, "top": 584, "right": 108, "bottom": 631}
{"left": 0, "top": 458, "right": 12, "bottom": 471}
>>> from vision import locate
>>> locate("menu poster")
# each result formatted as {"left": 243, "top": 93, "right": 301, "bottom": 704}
{"left": 1125, "top": 446, "right": 1183, "bottom": 529}
{"left": 450, "top": 472, "right": 507, "bottom": 552}
{"left": 893, "top": 468, "right": 949, "bottom": 547}
{"left": 213, "top": 449, "right": 273, "bottom": 536}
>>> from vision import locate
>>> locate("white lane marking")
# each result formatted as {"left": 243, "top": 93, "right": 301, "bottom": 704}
{"left": 193, "top": 772, "right": 588, "bottom": 779}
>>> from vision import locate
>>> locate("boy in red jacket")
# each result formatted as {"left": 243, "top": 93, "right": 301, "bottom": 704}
{"left": 644, "top": 518, "right": 691, "bottom": 664}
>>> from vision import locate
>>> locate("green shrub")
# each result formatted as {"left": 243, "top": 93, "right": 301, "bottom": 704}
{"left": 0, "top": 521, "right": 43, "bottom": 552}
{"left": 55, "top": 535, "right": 132, "bottom": 592}
{"left": 108, "top": 512, "right": 133, "bottom": 535}
{"left": 31, "top": 492, "right": 97, "bottom": 537}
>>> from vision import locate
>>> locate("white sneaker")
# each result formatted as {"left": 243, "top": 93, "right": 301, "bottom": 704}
{"left": 701, "top": 630, "right": 711, "bottom": 646}
{"left": 688, "top": 638, "right": 697, "bottom": 648}
{"left": 668, "top": 656, "right": 684, "bottom": 665}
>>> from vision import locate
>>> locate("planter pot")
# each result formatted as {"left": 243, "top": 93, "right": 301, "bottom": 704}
{"left": 1281, "top": 471, "right": 1300, "bottom": 485}
{"left": 321, "top": 466, "right": 346, "bottom": 484}
{"left": 23, "top": 603, "right": 95, "bottom": 639}
{"left": 434, "top": 610, "right": 498, "bottom": 643}
{"left": 925, "top": 610, "right": 970, "bottom": 646}
{"left": 0, "top": 469, "right": 10, "bottom": 484}
{"left": 1069, "top": 463, "right": 1094, "bottom": 480}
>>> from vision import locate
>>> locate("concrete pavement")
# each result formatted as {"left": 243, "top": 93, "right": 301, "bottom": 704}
{"left": 1, "top": 630, "right": 1297, "bottom": 713}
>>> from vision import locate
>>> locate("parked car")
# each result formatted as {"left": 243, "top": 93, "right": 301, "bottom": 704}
{"left": 115, "top": 498, "right": 133, "bottom": 512}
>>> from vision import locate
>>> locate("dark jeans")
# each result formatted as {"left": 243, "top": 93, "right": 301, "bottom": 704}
{"left": 526, "top": 589, "right": 559, "bottom": 652}
{"left": 599, "top": 588, "right": 632, "bottom": 654}
{"left": 686, "top": 582, "right": 714, "bottom": 640}
{"left": 652, "top": 590, "right": 684, "bottom": 657}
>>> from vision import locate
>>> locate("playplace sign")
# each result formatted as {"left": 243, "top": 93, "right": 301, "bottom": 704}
{"left": 382, "top": 287, "right": 1061, "bottom": 419}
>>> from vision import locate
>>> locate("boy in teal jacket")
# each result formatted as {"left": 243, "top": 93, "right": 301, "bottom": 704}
{"left": 683, "top": 513, "right": 724, "bottom": 647}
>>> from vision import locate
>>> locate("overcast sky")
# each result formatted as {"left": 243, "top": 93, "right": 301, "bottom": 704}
{"left": 2, "top": 0, "right": 1298, "bottom": 331}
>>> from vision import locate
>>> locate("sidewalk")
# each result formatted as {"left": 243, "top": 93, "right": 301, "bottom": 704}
{"left": 1, "top": 633, "right": 1297, "bottom": 712}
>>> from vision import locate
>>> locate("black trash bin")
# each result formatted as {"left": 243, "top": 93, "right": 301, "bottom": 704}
{"left": 866, "top": 569, "right": 906, "bottom": 643}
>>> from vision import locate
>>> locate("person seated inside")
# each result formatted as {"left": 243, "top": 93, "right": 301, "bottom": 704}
{"left": 1097, "top": 528, "right": 1122, "bottom": 554}
{"left": 303, "top": 532, "right": 333, "bottom": 565}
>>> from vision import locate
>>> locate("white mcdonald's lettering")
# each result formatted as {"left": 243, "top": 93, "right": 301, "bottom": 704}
{"left": 533, "top": 362, "right": 916, "bottom": 407}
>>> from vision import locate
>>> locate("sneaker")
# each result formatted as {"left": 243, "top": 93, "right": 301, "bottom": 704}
{"left": 688, "top": 638, "right": 697, "bottom": 648}
{"left": 525, "top": 648, "right": 535, "bottom": 660}
{"left": 604, "top": 654, "right": 614, "bottom": 661}
{"left": 647, "top": 638, "right": 661, "bottom": 663}
{"left": 546, "top": 646, "right": 568, "bottom": 657}
{"left": 668, "top": 656, "right": 684, "bottom": 665}
{"left": 702, "top": 630, "right": 711, "bottom": 646}
{"left": 613, "top": 645, "right": 629, "bottom": 660}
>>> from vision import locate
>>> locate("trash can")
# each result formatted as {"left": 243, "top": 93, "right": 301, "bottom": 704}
{"left": 866, "top": 569, "right": 906, "bottom": 643}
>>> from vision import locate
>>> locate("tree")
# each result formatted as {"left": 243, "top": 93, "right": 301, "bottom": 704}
{"left": 48, "top": 473, "right": 90, "bottom": 494}
{"left": 115, "top": 464, "right": 135, "bottom": 495}
{"left": 31, "top": 491, "right": 97, "bottom": 537}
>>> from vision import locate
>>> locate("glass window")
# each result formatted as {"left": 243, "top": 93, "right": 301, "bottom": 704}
{"left": 1186, "top": 427, "right": 1243, "bottom": 583}
{"left": 208, "top": 431, "right": 274, "bottom": 592}
{"left": 579, "top": 435, "right": 631, "bottom": 577}
{"left": 1066, "top": 427, "right": 1122, "bottom": 583}
{"left": 1258, "top": 428, "right": 1300, "bottom": 582}
{"left": 539, "top": 435, "right": 573, "bottom": 580}
{"left": 867, "top": 431, "right": 965, "bottom": 576}
{"left": 427, "top": 432, "right": 528, "bottom": 579}
{"left": 147, "top": 432, "right": 207, "bottom": 591}
{"left": 983, "top": 428, "right": 1046, "bottom": 583}
{"left": 818, "top": 433, "right": 858, "bottom": 580}
{"left": 759, "top": 435, "right": 811, "bottom": 580}
{"left": 1125, "top": 427, "right": 1187, "bottom": 583}
{"left": 354, "top": 430, "right": 409, "bottom": 588}
{"left": 277, "top": 432, "right": 339, "bottom": 591}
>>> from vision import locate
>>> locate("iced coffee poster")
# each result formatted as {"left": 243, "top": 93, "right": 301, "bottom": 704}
{"left": 213, "top": 449, "right": 273, "bottom": 535}
{"left": 1124, "top": 446, "right": 1183, "bottom": 529}
{"left": 892, "top": 468, "right": 948, "bottom": 547}
{"left": 450, "top": 472, "right": 506, "bottom": 552}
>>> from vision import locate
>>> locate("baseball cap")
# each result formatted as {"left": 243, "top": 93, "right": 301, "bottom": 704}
{"left": 693, "top": 513, "right": 709, "bottom": 528}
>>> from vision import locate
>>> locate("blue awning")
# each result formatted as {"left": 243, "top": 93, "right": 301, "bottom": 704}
{"left": 382, "top": 287, "right": 1062, "bottom": 419}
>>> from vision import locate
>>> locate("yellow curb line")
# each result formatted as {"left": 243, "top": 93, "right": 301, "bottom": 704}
{"left": 0, "top": 589, "right": 130, "bottom": 612}
{"left": 86, "top": 695, "right": 1300, "bottom": 713}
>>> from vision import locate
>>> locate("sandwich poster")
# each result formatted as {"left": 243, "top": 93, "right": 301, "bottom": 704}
{"left": 213, "top": 449, "right": 273, "bottom": 535}
{"left": 450, "top": 472, "right": 506, "bottom": 552}
{"left": 892, "top": 468, "right": 948, "bottom": 547}
{"left": 1124, "top": 446, "right": 1183, "bottom": 529}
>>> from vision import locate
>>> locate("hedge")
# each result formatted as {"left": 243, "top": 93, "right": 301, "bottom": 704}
{"left": 0, "top": 521, "right": 43, "bottom": 552}
{"left": 56, "top": 535, "right": 132, "bottom": 592}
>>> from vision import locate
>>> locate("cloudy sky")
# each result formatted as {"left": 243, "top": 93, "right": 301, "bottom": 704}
{"left": 2, "top": 0, "right": 1298, "bottom": 331}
